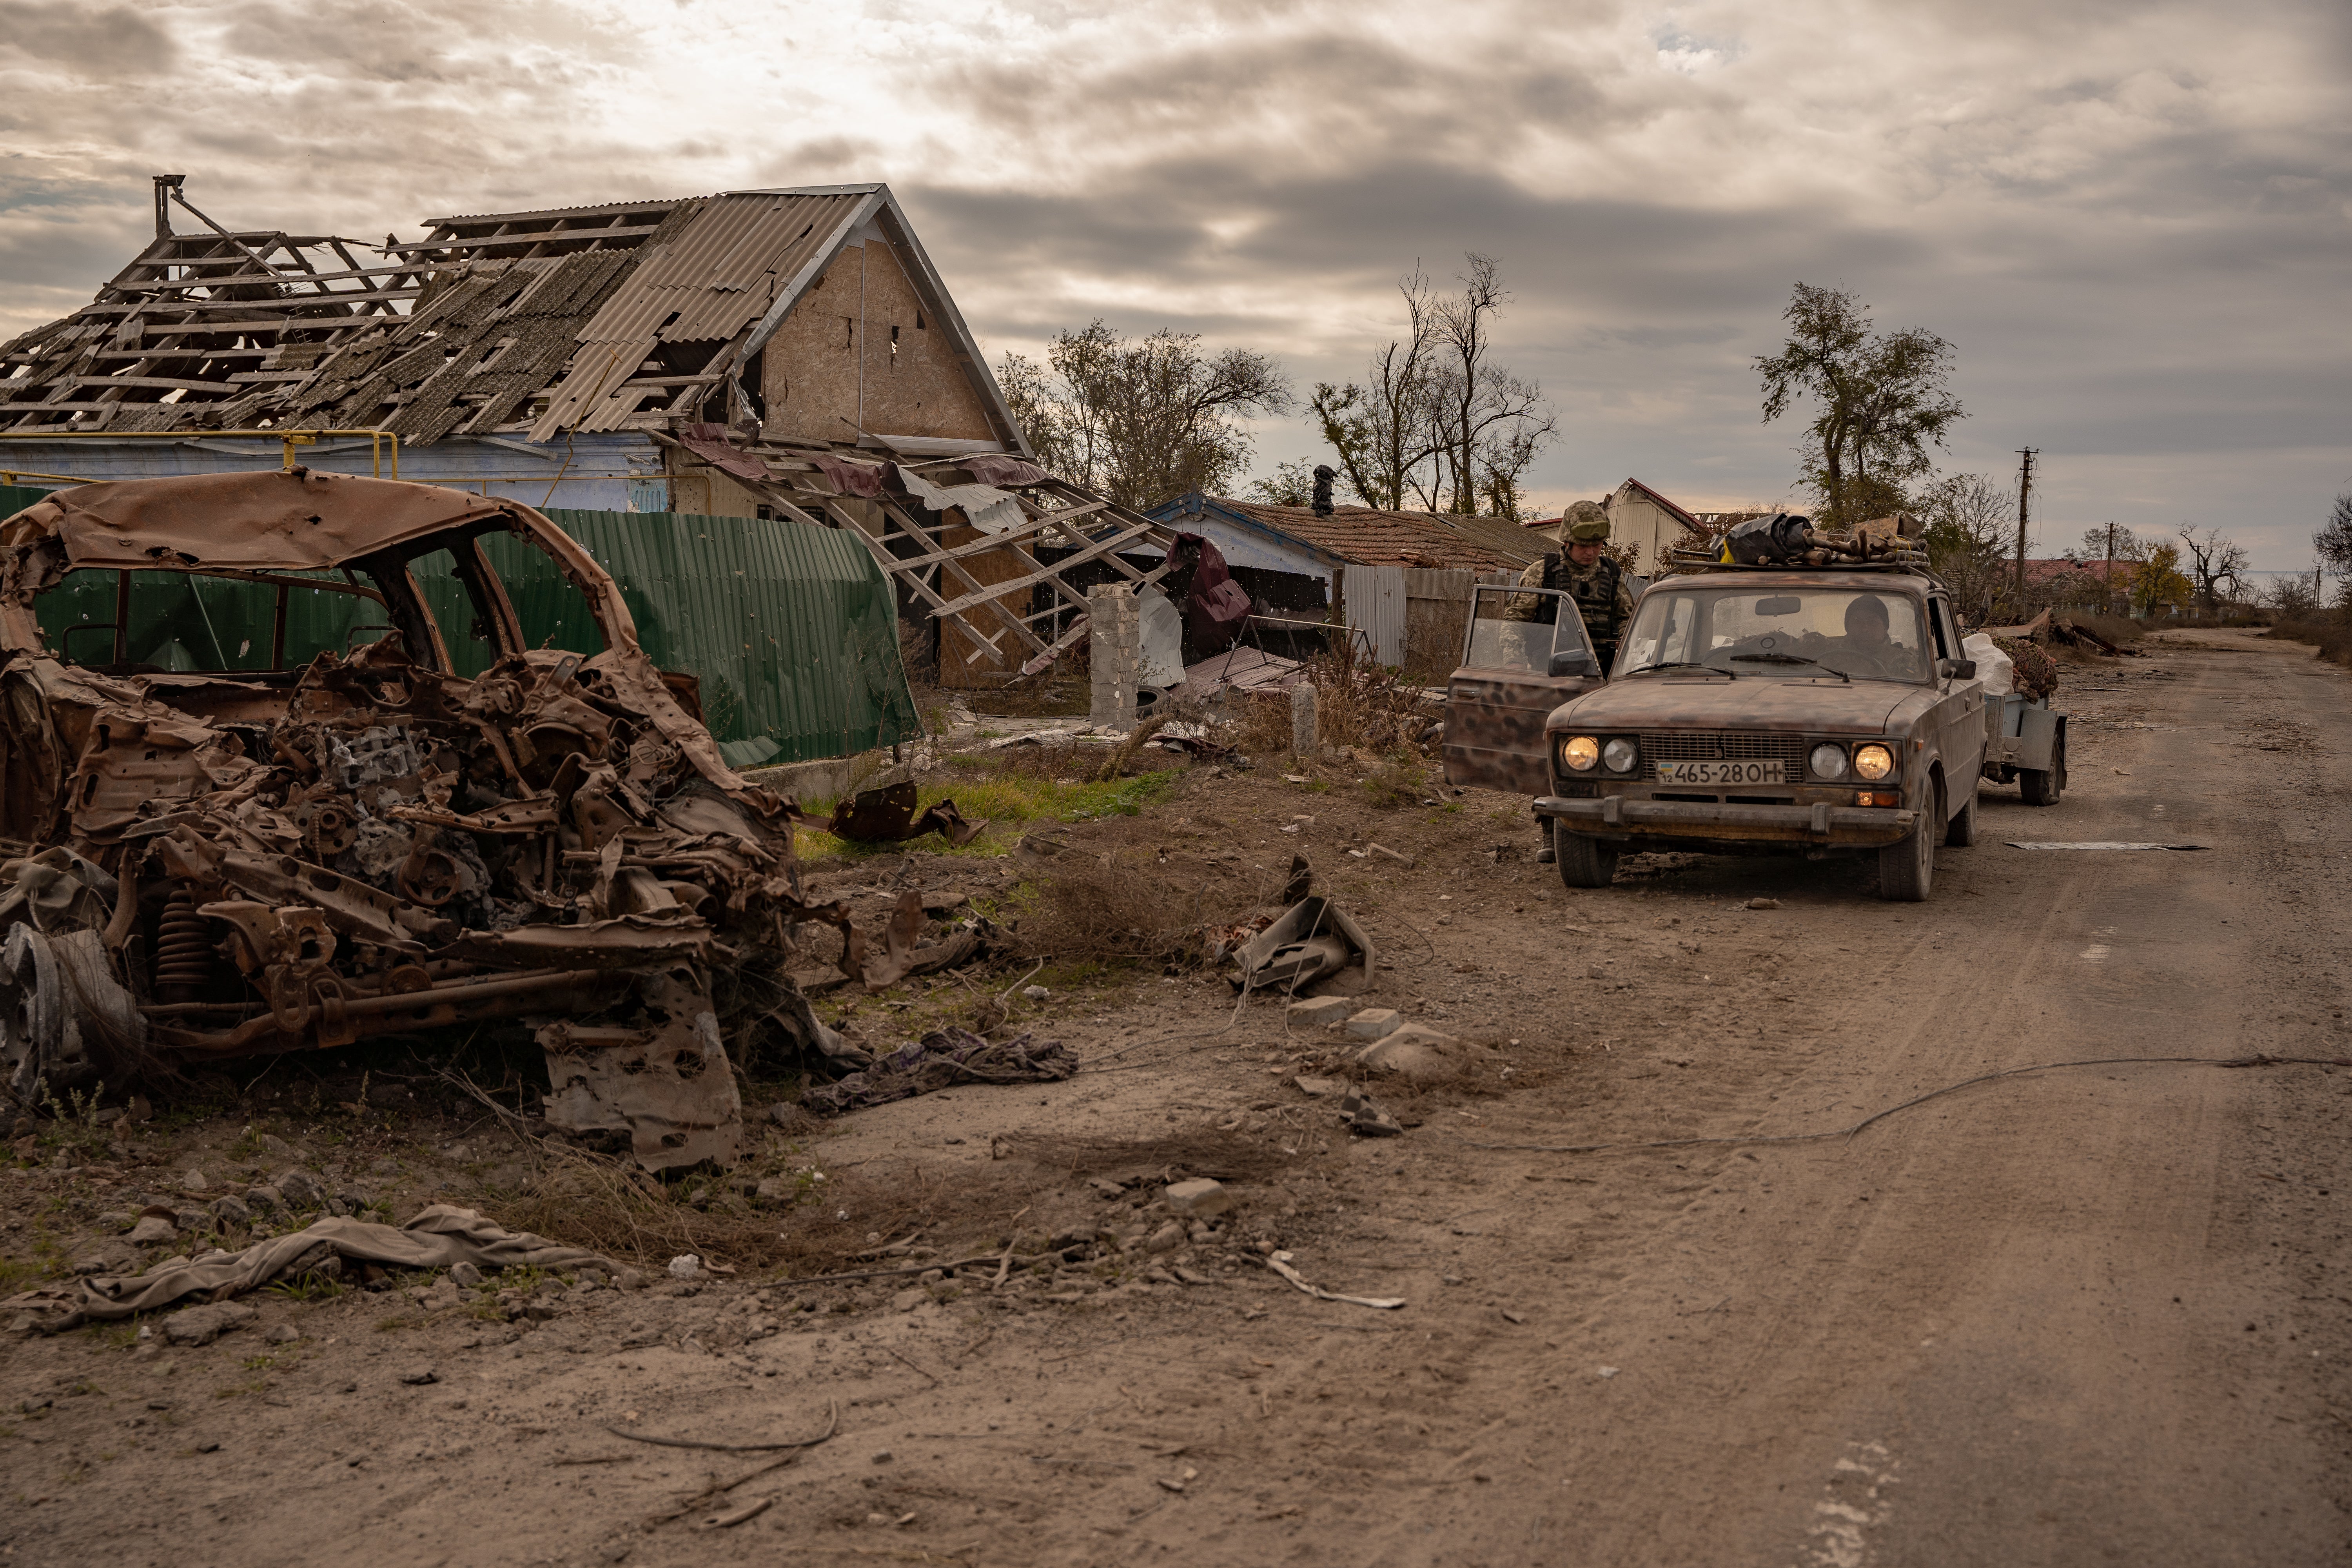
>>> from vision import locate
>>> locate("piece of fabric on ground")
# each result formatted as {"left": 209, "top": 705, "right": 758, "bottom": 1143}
{"left": 3, "top": 1205, "right": 612, "bottom": 1332}
{"left": 802, "top": 1027, "right": 1073, "bottom": 1115}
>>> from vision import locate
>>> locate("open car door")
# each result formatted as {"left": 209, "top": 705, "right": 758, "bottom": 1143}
{"left": 1441, "top": 584, "right": 1606, "bottom": 795}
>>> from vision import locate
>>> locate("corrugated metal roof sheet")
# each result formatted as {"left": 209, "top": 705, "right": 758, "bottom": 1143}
{"left": 1191, "top": 498, "right": 1545, "bottom": 572}
{"left": 531, "top": 192, "right": 866, "bottom": 438}
{"left": 420, "top": 198, "right": 688, "bottom": 230}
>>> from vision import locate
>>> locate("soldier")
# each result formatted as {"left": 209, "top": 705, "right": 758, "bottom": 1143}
{"left": 1517, "top": 516, "right": 1635, "bottom": 865}
{"left": 1510, "top": 515, "right": 1635, "bottom": 671}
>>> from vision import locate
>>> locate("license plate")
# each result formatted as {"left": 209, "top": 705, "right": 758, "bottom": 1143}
{"left": 1656, "top": 759, "right": 1789, "bottom": 786}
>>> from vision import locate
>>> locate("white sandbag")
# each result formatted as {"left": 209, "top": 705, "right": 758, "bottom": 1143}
{"left": 1962, "top": 633, "right": 2012, "bottom": 697}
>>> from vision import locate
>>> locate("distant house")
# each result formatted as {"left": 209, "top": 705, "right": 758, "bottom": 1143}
{"left": 1523, "top": 479, "right": 1702, "bottom": 574}
{"left": 1145, "top": 493, "right": 1543, "bottom": 670}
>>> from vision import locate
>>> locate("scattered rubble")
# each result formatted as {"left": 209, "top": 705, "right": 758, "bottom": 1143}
{"left": 799, "top": 1028, "right": 1074, "bottom": 1116}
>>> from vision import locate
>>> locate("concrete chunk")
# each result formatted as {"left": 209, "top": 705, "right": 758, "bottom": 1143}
{"left": 1285, "top": 996, "right": 1353, "bottom": 1027}
{"left": 1163, "top": 1178, "right": 1232, "bottom": 1218}
{"left": 1343, "top": 1008, "right": 1401, "bottom": 1041}
{"left": 162, "top": 1301, "right": 255, "bottom": 1348}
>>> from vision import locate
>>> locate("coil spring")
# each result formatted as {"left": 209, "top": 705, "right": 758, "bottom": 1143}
{"left": 154, "top": 888, "right": 213, "bottom": 1002}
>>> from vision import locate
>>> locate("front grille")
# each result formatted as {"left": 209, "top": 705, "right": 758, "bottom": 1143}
{"left": 1638, "top": 731, "right": 1807, "bottom": 768}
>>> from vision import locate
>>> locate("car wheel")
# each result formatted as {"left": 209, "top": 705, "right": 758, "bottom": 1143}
{"left": 1555, "top": 831, "right": 1619, "bottom": 889}
{"left": 1878, "top": 790, "right": 1939, "bottom": 902}
{"left": 1944, "top": 787, "right": 1977, "bottom": 847}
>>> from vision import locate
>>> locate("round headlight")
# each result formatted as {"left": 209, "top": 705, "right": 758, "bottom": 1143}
{"left": 1602, "top": 737, "right": 1638, "bottom": 773}
{"left": 1853, "top": 742, "right": 1896, "bottom": 781}
{"left": 1561, "top": 735, "right": 1600, "bottom": 772}
{"left": 1809, "top": 742, "right": 1848, "bottom": 780}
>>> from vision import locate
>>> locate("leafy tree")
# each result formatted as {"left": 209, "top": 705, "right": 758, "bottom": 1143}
{"left": 996, "top": 323, "right": 1292, "bottom": 510}
{"left": 1756, "top": 283, "right": 1964, "bottom": 528}
{"left": 2130, "top": 544, "right": 2194, "bottom": 618}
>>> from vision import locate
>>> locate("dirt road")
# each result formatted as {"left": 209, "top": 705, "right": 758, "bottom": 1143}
{"left": 6, "top": 632, "right": 2348, "bottom": 1566}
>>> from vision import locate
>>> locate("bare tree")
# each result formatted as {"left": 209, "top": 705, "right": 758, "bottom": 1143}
{"left": 1917, "top": 472, "right": 2014, "bottom": 624}
{"left": 1757, "top": 283, "right": 1964, "bottom": 527}
{"left": 1429, "top": 255, "right": 1558, "bottom": 517}
{"left": 2318, "top": 492, "right": 2352, "bottom": 615}
{"left": 996, "top": 323, "right": 1292, "bottom": 510}
{"left": 1311, "top": 257, "right": 1555, "bottom": 518}
{"left": 2176, "top": 526, "right": 2250, "bottom": 616}
{"left": 1311, "top": 269, "right": 1446, "bottom": 511}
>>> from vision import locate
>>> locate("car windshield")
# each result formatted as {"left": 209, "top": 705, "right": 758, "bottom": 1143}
{"left": 1617, "top": 585, "right": 1930, "bottom": 682}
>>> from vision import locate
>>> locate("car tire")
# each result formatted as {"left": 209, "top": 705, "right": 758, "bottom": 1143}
{"left": 1878, "top": 790, "right": 1939, "bottom": 902}
{"left": 1944, "top": 787, "right": 1977, "bottom": 848}
{"left": 1555, "top": 831, "right": 1619, "bottom": 889}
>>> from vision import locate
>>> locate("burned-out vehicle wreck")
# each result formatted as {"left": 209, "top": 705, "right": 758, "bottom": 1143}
{"left": 0, "top": 470, "right": 879, "bottom": 1171}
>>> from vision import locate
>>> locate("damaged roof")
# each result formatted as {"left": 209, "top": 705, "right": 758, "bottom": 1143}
{"left": 0, "top": 180, "right": 1025, "bottom": 454}
{"left": 1157, "top": 494, "right": 1544, "bottom": 572}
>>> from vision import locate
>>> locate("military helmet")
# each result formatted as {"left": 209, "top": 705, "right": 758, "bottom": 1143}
{"left": 1566, "top": 515, "right": 1611, "bottom": 544}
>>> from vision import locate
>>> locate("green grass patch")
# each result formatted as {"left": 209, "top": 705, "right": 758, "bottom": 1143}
{"left": 793, "top": 768, "right": 1182, "bottom": 862}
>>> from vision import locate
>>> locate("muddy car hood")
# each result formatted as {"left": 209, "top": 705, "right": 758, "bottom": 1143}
{"left": 1548, "top": 675, "right": 1927, "bottom": 735}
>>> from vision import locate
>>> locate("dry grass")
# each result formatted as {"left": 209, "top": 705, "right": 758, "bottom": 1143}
{"left": 2268, "top": 616, "right": 2352, "bottom": 665}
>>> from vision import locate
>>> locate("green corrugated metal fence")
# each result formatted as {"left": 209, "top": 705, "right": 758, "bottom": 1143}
{"left": 501, "top": 510, "right": 920, "bottom": 768}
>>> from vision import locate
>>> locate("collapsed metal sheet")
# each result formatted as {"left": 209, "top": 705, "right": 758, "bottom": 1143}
{"left": 537, "top": 973, "right": 742, "bottom": 1172}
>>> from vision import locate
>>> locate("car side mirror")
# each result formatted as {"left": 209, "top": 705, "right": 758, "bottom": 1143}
{"left": 1937, "top": 658, "right": 1976, "bottom": 680}
{"left": 1550, "top": 650, "right": 1597, "bottom": 678}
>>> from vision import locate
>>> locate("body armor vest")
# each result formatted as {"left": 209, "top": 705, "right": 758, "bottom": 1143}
{"left": 1541, "top": 552, "right": 1624, "bottom": 646}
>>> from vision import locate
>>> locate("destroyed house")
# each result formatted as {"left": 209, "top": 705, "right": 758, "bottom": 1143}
{"left": 0, "top": 177, "right": 1202, "bottom": 754}
{"left": 1144, "top": 492, "right": 1541, "bottom": 671}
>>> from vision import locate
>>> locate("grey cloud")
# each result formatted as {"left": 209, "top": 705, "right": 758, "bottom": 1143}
{"left": 0, "top": 2, "right": 177, "bottom": 74}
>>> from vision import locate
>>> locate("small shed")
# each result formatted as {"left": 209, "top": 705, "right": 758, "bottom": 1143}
{"left": 1145, "top": 494, "right": 1540, "bottom": 675}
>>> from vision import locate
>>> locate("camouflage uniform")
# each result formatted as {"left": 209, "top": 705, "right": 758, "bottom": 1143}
{"left": 1509, "top": 539, "right": 1635, "bottom": 666}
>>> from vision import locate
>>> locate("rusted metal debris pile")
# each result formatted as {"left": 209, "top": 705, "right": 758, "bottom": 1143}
{"left": 0, "top": 469, "right": 987, "bottom": 1172}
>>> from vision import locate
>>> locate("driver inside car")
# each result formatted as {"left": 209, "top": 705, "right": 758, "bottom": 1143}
{"left": 1836, "top": 595, "right": 1907, "bottom": 677}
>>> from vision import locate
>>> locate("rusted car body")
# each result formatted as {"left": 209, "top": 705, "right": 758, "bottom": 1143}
{"left": 0, "top": 469, "right": 862, "bottom": 1168}
{"left": 1534, "top": 566, "right": 1987, "bottom": 902}
{"left": 1440, "top": 584, "right": 1606, "bottom": 795}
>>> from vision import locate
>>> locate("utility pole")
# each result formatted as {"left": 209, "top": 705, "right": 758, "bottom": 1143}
{"left": 2105, "top": 521, "right": 2117, "bottom": 615}
{"left": 2012, "top": 448, "right": 2037, "bottom": 599}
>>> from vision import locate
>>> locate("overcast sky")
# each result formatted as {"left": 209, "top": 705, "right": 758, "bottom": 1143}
{"left": 2, "top": 0, "right": 2346, "bottom": 565}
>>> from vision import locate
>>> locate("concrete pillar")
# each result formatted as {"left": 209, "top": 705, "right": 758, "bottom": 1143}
{"left": 1089, "top": 583, "right": 1140, "bottom": 731}
{"left": 1290, "top": 681, "right": 1319, "bottom": 757}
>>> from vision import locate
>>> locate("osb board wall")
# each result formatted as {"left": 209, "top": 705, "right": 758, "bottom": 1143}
{"left": 933, "top": 521, "right": 1030, "bottom": 688}
{"left": 761, "top": 240, "right": 997, "bottom": 446}
{"left": 1403, "top": 568, "right": 1515, "bottom": 682}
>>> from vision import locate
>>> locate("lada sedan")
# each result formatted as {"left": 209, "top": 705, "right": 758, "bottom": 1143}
{"left": 1535, "top": 566, "right": 1986, "bottom": 902}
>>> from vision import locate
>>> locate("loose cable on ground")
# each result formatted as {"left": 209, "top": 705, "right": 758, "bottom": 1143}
{"left": 1465, "top": 1053, "right": 2352, "bottom": 1156}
